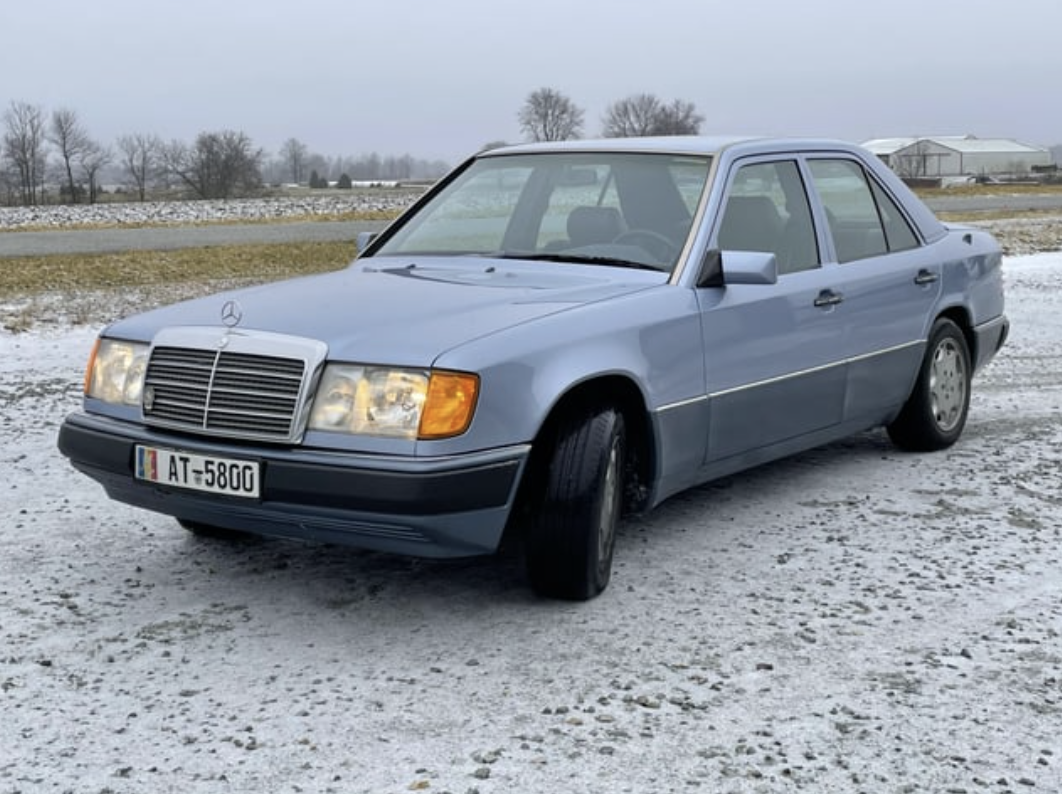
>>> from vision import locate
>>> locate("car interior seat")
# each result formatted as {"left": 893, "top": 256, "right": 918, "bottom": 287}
{"left": 717, "top": 195, "right": 783, "bottom": 255}
{"left": 566, "top": 206, "right": 628, "bottom": 247}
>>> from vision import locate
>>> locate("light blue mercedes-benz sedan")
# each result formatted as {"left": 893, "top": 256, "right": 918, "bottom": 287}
{"left": 58, "top": 136, "right": 1008, "bottom": 599}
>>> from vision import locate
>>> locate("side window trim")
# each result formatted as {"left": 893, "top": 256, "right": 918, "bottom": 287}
{"left": 713, "top": 156, "right": 821, "bottom": 275}
{"left": 804, "top": 155, "right": 924, "bottom": 264}
{"left": 806, "top": 156, "right": 890, "bottom": 264}
{"left": 867, "top": 175, "right": 923, "bottom": 252}
{"left": 795, "top": 156, "right": 837, "bottom": 265}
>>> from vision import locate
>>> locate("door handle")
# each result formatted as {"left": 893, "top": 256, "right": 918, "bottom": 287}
{"left": 914, "top": 269, "right": 939, "bottom": 285}
{"left": 814, "top": 289, "right": 844, "bottom": 308}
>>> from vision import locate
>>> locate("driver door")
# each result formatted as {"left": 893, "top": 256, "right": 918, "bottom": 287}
{"left": 698, "top": 158, "right": 848, "bottom": 463}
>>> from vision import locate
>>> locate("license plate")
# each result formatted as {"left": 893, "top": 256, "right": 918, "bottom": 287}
{"left": 135, "top": 445, "right": 260, "bottom": 499}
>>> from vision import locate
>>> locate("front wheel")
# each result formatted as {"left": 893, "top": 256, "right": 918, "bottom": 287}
{"left": 525, "top": 406, "right": 626, "bottom": 600}
{"left": 887, "top": 318, "right": 971, "bottom": 451}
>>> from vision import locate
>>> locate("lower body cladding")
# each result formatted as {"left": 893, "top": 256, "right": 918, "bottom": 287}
{"left": 972, "top": 314, "right": 1009, "bottom": 371}
{"left": 57, "top": 412, "right": 530, "bottom": 558}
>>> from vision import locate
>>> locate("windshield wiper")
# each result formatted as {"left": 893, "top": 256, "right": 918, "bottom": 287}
{"left": 491, "top": 251, "right": 667, "bottom": 273}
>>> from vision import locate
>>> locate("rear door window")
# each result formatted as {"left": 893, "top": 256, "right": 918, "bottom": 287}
{"left": 808, "top": 159, "right": 919, "bottom": 263}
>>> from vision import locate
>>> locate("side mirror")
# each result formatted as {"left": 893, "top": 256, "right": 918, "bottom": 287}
{"left": 356, "top": 231, "right": 377, "bottom": 257}
{"left": 722, "top": 250, "right": 778, "bottom": 285}
{"left": 697, "top": 249, "right": 778, "bottom": 287}
{"left": 695, "top": 249, "right": 724, "bottom": 288}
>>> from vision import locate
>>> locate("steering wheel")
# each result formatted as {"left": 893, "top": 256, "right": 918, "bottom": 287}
{"left": 612, "top": 229, "right": 679, "bottom": 261}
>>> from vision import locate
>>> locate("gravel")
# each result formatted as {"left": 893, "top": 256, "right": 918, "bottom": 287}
{"left": 971, "top": 215, "right": 1062, "bottom": 256}
{"left": 0, "top": 223, "right": 1059, "bottom": 793}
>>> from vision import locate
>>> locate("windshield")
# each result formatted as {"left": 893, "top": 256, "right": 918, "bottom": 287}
{"left": 372, "top": 151, "right": 712, "bottom": 272}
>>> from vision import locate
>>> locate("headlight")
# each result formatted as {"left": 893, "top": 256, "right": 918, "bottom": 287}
{"left": 308, "top": 364, "right": 478, "bottom": 440}
{"left": 85, "top": 338, "right": 149, "bottom": 406}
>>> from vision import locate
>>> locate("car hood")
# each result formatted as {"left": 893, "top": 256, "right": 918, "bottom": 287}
{"left": 106, "top": 257, "right": 663, "bottom": 365}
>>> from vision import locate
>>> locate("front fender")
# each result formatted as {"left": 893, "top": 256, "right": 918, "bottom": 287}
{"left": 420, "top": 286, "right": 707, "bottom": 459}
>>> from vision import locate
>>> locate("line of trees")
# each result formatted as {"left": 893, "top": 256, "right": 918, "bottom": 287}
{"left": 3, "top": 88, "right": 703, "bottom": 206}
{"left": 1, "top": 100, "right": 450, "bottom": 207}
{"left": 517, "top": 87, "right": 705, "bottom": 142}
{"left": 272, "top": 137, "right": 444, "bottom": 188}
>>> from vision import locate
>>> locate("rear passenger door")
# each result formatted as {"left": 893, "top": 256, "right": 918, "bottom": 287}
{"left": 805, "top": 158, "right": 940, "bottom": 423}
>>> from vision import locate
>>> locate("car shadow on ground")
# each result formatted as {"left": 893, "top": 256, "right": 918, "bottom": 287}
{"left": 134, "top": 430, "right": 898, "bottom": 613}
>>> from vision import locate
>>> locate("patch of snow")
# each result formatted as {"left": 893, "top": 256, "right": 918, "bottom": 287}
{"left": 0, "top": 192, "right": 424, "bottom": 231}
{"left": 1, "top": 255, "right": 1060, "bottom": 792}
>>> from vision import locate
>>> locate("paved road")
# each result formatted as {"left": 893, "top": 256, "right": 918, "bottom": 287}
{"left": 0, "top": 219, "right": 390, "bottom": 259}
{"left": 2, "top": 194, "right": 1060, "bottom": 259}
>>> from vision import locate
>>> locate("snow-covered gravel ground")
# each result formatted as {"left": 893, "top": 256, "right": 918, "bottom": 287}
{"left": 1, "top": 252, "right": 1060, "bottom": 793}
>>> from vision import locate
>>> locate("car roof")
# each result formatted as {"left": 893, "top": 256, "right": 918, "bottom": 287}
{"left": 480, "top": 135, "right": 868, "bottom": 159}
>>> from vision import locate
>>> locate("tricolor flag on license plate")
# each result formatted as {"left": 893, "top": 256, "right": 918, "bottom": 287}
{"left": 137, "top": 446, "right": 158, "bottom": 481}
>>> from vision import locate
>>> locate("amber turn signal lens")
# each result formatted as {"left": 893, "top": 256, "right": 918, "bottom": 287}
{"left": 418, "top": 371, "right": 479, "bottom": 439}
{"left": 83, "top": 338, "right": 101, "bottom": 395}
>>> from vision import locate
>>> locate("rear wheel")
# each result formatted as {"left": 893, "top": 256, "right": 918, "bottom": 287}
{"left": 525, "top": 406, "right": 626, "bottom": 601}
{"left": 887, "top": 318, "right": 971, "bottom": 451}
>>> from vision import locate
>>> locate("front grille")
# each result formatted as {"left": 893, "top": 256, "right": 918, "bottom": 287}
{"left": 144, "top": 346, "right": 307, "bottom": 441}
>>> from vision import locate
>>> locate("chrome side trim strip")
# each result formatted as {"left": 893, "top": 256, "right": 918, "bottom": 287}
{"left": 845, "top": 338, "right": 925, "bottom": 367}
{"left": 654, "top": 339, "right": 924, "bottom": 411}
{"left": 657, "top": 394, "right": 709, "bottom": 413}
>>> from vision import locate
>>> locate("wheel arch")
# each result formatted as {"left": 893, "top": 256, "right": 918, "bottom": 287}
{"left": 935, "top": 305, "right": 976, "bottom": 361}
{"left": 520, "top": 374, "right": 656, "bottom": 517}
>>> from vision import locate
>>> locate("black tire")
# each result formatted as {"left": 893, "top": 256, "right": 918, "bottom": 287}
{"left": 178, "top": 518, "right": 250, "bottom": 541}
{"left": 887, "top": 318, "right": 971, "bottom": 451}
{"left": 525, "top": 406, "right": 626, "bottom": 601}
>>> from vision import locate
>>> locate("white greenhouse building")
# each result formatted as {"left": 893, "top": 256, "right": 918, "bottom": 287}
{"left": 863, "top": 136, "right": 1052, "bottom": 179}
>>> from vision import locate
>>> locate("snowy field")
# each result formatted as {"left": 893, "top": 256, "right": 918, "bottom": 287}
{"left": 0, "top": 192, "right": 424, "bottom": 231}
{"left": 1, "top": 253, "right": 1060, "bottom": 793}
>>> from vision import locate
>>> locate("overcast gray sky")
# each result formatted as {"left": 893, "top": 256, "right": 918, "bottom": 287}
{"left": 3, "top": 0, "right": 1060, "bottom": 164}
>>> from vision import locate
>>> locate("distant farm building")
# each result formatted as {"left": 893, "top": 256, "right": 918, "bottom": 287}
{"left": 863, "top": 136, "right": 1052, "bottom": 180}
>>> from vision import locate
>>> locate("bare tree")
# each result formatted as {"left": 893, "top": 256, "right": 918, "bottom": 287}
{"left": 382, "top": 154, "right": 415, "bottom": 180}
{"left": 2, "top": 100, "right": 48, "bottom": 205}
{"left": 518, "top": 87, "right": 584, "bottom": 142}
{"left": 49, "top": 108, "right": 91, "bottom": 203}
{"left": 117, "top": 133, "right": 162, "bottom": 200}
{"left": 279, "top": 137, "right": 309, "bottom": 185}
{"left": 161, "top": 130, "right": 264, "bottom": 199}
{"left": 79, "top": 141, "right": 112, "bottom": 204}
{"left": 305, "top": 151, "right": 329, "bottom": 183}
{"left": 653, "top": 99, "right": 703, "bottom": 136}
{"left": 352, "top": 152, "right": 382, "bottom": 181}
{"left": 0, "top": 161, "right": 16, "bottom": 204}
{"left": 602, "top": 94, "right": 661, "bottom": 137}
{"left": 602, "top": 93, "right": 703, "bottom": 137}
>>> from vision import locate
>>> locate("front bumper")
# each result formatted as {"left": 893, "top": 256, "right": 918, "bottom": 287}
{"left": 58, "top": 412, "right": 529, "bottom": 558}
